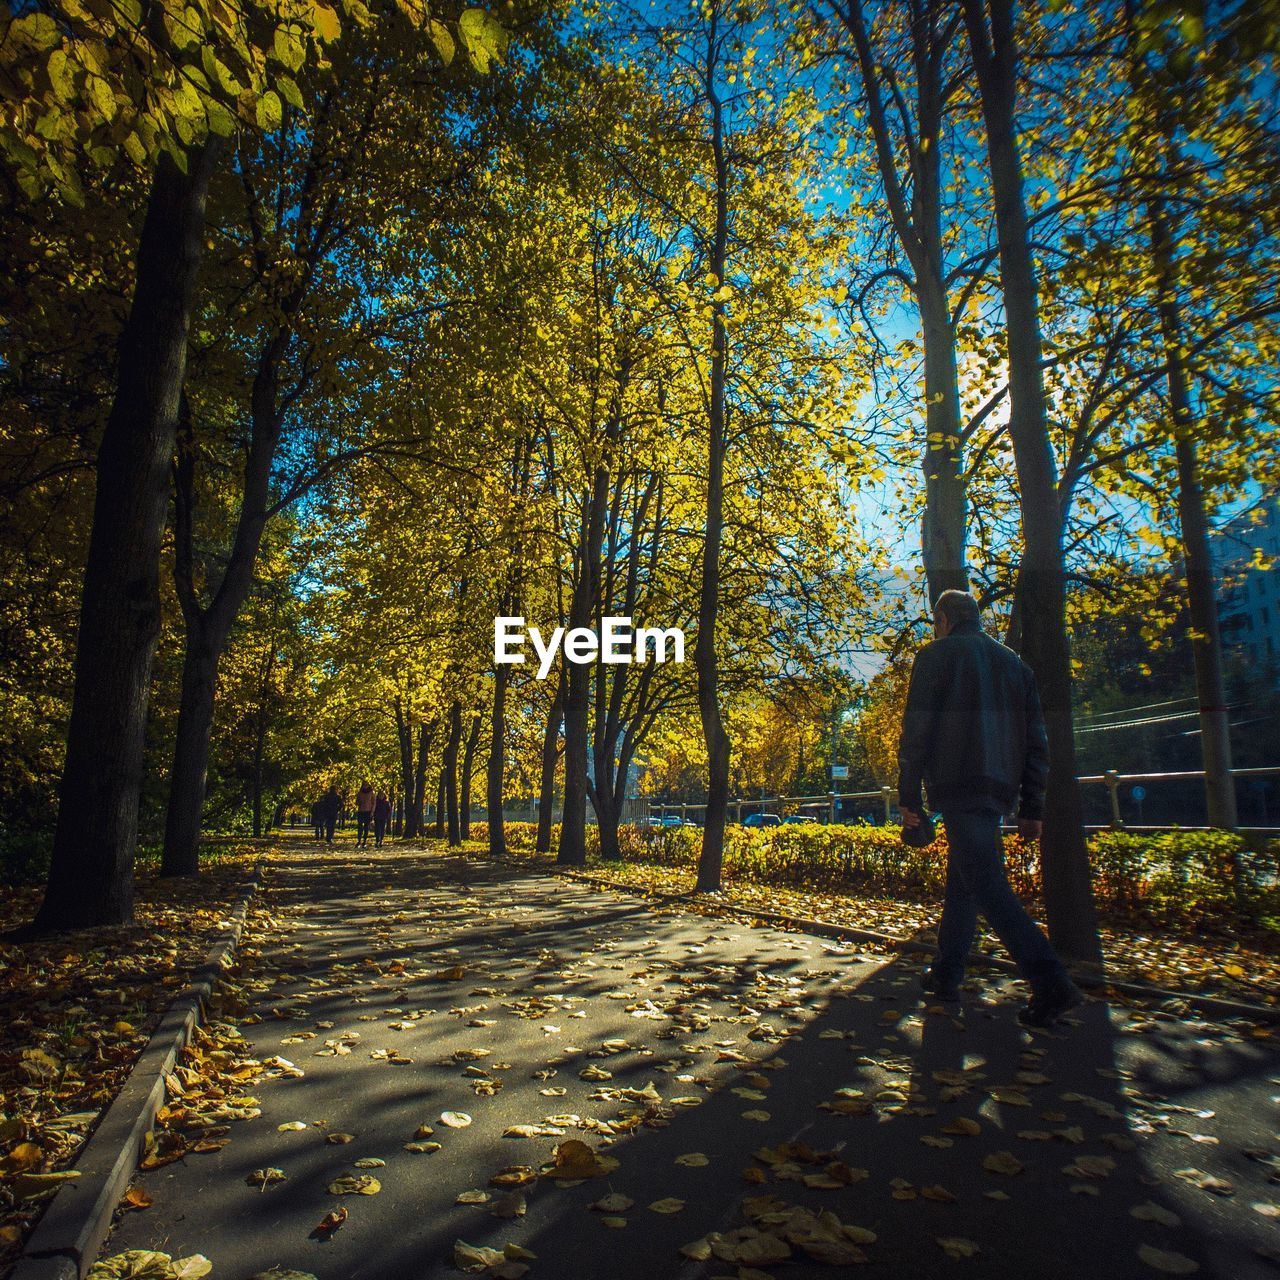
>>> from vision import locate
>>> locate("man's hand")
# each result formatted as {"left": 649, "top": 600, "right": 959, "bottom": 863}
{"left": 1017, "top": 817, "right": 1042, "bottom": 843}
{"left": 901, "top": 807, "right": 922, "bottom": 830}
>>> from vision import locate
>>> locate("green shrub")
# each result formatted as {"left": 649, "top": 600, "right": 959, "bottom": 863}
{"left": 468, "top": 815, "right": 1273, "bottom": 930}
{"left": 1090, "top": 828, "right": 1278, "bottom": 925}
{"left": 607, "top": 821, "right": 1266, "bottom": 929}
{"left": 468, "top": 821, "right": 568, "bottom": 854}
{"left": 0, "top": 826, "right": 52, "bottom": 886}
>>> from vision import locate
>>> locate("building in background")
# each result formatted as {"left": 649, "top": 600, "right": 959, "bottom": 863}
{"left": 1212, "top": 499, "right": 1280, "bottom": 677}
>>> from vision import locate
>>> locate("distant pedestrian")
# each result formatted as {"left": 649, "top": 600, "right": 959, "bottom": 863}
{"left": 898, "top": 590, "right": 1084, "bottom": 1028}
{"left": 321, "top": 785, "right": 342, "bottom": 844}
{"left": 374, "top": 791, "right": 392, "bottom": 847}
{"left": 310, "top": 799, "right": 324, "bottom": 841}
{"left": 355, "top": 781, "right": 375, "bottom": 847}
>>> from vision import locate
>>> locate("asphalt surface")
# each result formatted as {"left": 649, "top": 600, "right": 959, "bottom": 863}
{"left": 98, "top": 838, "right": 1280, "bottom": 1280}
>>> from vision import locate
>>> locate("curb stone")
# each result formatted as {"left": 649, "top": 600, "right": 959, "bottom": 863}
{"left": 551, "top": 865, "right": 1280, "bottom": 1025}
{"left": 6, "top": 859, "right": 268, "bottom": 1280}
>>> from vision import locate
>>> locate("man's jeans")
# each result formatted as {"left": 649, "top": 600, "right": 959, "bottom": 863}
{"left": 934, "top": 807, "right": 1068, "bottom": 993}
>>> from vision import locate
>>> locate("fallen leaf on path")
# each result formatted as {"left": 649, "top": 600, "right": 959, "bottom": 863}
{"left": 441, "top": 1111, "right": 473, "bottom": 1129}
{"left": 14, "top": 1170, "right": 81, "bottom": 1199}
{"left": 591, "top": 1194, "right": 634, "bottom": 1212}
{"left": 1063, "top": 1155, "right": 1116, "bottom": 1179}
{"left": 542, "top": 1138, "right": 618, "bottom": 1179}
{"left": 649, "top": 1197, "right": 685, "bottom": 1213}
{"left": 491, "top": 1192, "right": 527, "bottom": 1218}
{"left": 431, "top": 966, "right": 468, "bottom": 981}
{"left": 1138, "top": 1245, "right": 1200, "bottom": 1274}
{"left": 246, "top": 1167, "right": 287, "bottom": 1188}
{"left": 1131, "top": 1202, "right": 1181, "bottom": 1227}
{"left": 311, "top": 1208, "right": 348, "bottom": 1238}
{"left": 937, "top": 1238, "right": 980, "bottom": 1259}
{"left": 1174, "top": 1169, "right": 1233, "bottom": 1196}
{"left": 675, "top": 1152, "right": 709, "bottom": 1166}
{"left": 1, "top": 1141, "right": 43, "bottom": 1173}
{"left": 983, "top": 1152, "right": 1024, "bottom": 1176}
{"left": 327, "top": 1175, "right": 380, "bottom": 1195}
{"left": 88, "top": 1253, "right": 212, "bottom": 1280}
{"left": 453, "top": 1241, "right": 503, "bottom": 1272}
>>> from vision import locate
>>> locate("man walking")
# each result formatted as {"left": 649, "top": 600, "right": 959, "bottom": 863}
{"left": 898, "top": 590, "right": 1084, "bottom": 1027}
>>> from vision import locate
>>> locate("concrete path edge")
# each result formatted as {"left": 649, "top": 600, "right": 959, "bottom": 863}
{"left": 6, "top": 859, "right": 268, "bottom": 1280}
{"left": 550, "top": 864, "right": 1280, "bottom": 1025}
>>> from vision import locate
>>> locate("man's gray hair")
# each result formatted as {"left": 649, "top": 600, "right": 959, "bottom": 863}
{"left": 934, "top": 589, "right": 980, "bottom": 627}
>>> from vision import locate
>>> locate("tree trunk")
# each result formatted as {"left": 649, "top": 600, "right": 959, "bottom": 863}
{"left": 536, "top": 676, "right": 563, "bottom": 853}
{"left": 395, "top": 701, "right": 416, "bottom": 838}
{"left": 839, "top": 0, "right": 968, "bottom": 605}
{"left": 160, "top": 635, "right": 219, "bottom": 875}
{"left": 445, "top": 699, "right": 462, "bottom": 847}
{"left": 592, "top": 770, "right": 622, "bottom": 861}
{"left": 36, "top": 144, "right": 219, "bottom": 931}
{"left": 414, "top": 720, "right": 432, "bottom": 838}
{"left": 488, "top": 665, "right": 508, "bottom": 858}
{"left": 251, "top": 709, "right": 268, "bottom": 838}
{"left": 961, "top": 0, "right": 1101, "bottom": 964}
{"left": 1172, "top": 431, "right": 1237, "bottom": 828}
{"left": 919, "top": 273, "right": 969, "bottom": 603}
{"left": 160, "top": 302, "right": 293, "bottom": 875}
{"left": 559, "top": 470, "right": 610, "bottom": 867}
{"left": 1146, "top": 196, "right": 1238, "bottom": 833}
{"left": 694, "top": 12, "right": 732, "bottom": 893}
{"left": 434, "top": 764, "right": 446, "bottom": 839}
{"left": 460, "top": 712, "right": 482, "bottom": 840}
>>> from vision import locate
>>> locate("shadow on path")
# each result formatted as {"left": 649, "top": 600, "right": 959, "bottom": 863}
{"left": 98, "top": 840, "right": 1278, "bottom": 1280}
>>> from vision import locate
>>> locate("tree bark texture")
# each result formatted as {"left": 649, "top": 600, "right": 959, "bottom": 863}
{"left": 38, "top": 143, "right": 218, "bottom": 930}
{"left": 961, "top": 0, "right": 1102, "bottom": 964}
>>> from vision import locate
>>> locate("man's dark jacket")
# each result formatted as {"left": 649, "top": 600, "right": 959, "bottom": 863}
{"left": 897, "top": 619, "right": 1049, "bottom": 819}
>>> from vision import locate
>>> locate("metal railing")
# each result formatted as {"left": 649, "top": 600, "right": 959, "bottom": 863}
{"left": 648, "top": 765, "right": 1280, "bottom": 833}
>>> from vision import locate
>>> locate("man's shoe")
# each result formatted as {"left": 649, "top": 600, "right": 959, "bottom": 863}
{"left": 1018, "top": 979, "right": 1085, "bottom": 1028}
{"left": 920, "top": 970, "right": 961, "bottom": 1002}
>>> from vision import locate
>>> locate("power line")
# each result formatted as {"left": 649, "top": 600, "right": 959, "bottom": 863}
{"left": 1075, "top": 710, "right": 1201, "bottom": 734}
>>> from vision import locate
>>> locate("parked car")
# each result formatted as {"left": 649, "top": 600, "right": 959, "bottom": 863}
{"left": 742, "top": 812, "right": 781, "bottom": 828}
{"left": 783, "top": 814, "right": 818, "bottom": 824}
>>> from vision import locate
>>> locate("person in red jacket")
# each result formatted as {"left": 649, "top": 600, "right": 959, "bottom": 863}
{"left": 898, "top": 590, "right": 1083, "bottom": 1028}
{"left": 355, "top": 781, "right": 376, "bottom": 848}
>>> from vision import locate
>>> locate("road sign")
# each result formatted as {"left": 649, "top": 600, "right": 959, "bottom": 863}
{"left": 831, "top": 765, "right": 849, "bottom": 780}
{"left": 1131, "top": 785, "right": 1147, "bottom": 801}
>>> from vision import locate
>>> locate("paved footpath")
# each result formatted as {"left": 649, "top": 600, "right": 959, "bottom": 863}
{"left": 100, "top": 841, "right": 1279, "bottom": 1280}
